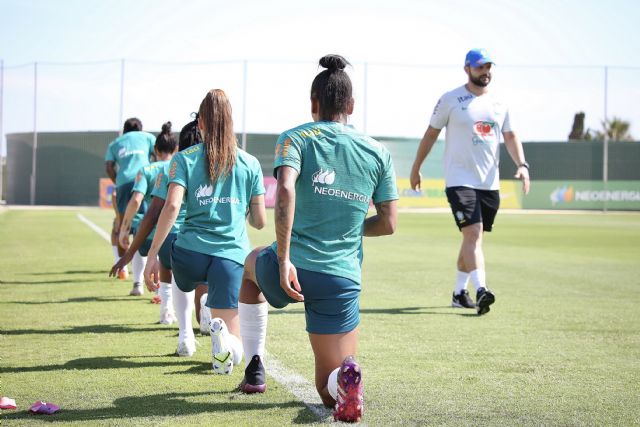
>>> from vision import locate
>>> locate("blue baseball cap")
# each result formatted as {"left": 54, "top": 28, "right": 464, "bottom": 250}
{"left": 465, "top": 48, "right": 494, "bottom": 67}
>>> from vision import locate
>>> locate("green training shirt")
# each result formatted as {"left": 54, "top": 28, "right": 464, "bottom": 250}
{"left": 272, "top": 121, "right": 398, "bottom": 285}
{"left": 168, "top": 143, "right": 265, "bottom": 265}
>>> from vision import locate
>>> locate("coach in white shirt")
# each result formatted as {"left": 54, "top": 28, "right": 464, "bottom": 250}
{"left": 410, "top": 48, "right": 530, "bottom": 315}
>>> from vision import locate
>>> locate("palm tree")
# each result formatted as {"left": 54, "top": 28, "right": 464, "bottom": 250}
{"left": 594, "top": 117, "right": 633, "bottom": 141}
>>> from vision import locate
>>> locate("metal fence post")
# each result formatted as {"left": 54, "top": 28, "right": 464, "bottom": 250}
{"left": 118, "top": 59, "right": 125, "bottom": 135}
{"left": 0, "top": 59, "right": 4, "bottom": 203}
{"left": 241, "top": 60, "right": 248, "bottom": 151}
{"left": 30, "top": 62, "right": 38, "bottom": 205}
{"left": 603, "top": 66, "right": 609, "bottom": 213}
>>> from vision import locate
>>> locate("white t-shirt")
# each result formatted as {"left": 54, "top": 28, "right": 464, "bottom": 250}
{"left": 430, "top": 85, "right": 512, "bottom": 190}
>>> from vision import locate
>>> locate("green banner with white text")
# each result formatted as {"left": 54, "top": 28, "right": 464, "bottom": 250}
{"left": 523, "top": 181, "right": 640, "bottom": 210}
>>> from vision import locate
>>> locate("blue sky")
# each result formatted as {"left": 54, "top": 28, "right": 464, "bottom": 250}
{"left": 1, "top": 0, "right": 640, "bottom": 154}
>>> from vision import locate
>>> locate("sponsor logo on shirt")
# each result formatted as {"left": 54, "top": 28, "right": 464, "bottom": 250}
{"left": 472, "top": 121, "right": 497, "bottom": 145}
{"left": 195, "top": 183, "right": 240, "bottom": 206}
{"left": 457, "top": 94, "right": 473, "bottom": 103}
{"left": 311, "top": 169, "right": 336, "bottom": 185}
{"left": 311, "top": 169, "right": 369, "bottom": 203}
{"left": 432, "top": 99, "right": 442, "bottom": 116}
{"left": 117, "top": 147, "right": 146, "bottom": 158}
{"left": 169, "top": 161, "right": 177, "bottom": 179}
{"left": 154, "top": 172, "right": 164, "bottom": 189}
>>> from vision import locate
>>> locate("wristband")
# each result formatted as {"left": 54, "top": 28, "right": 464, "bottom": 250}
{"left": 518, "top": 161, "right": 530, "bottom": 169}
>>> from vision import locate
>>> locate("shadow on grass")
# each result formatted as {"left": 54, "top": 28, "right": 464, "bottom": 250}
{"left": 0, "top": 323, "right": 174, "bottom": 336}
{"left": 21, "top": 270, "right": 108, "bottom": 276}
{"left": 0, "top": 391, "right": 319, "bottom": 423}
{"left": 269, "top": 306, "right": 478, "bottom": 316}
{"left": 0, "top": 278, "right": 98, "bottom": 285}
{"left": 1, "top": 354, "right": 209, "bottom": 373}
{"left": 2, "top": 296, "right": 144, "bottom": 305}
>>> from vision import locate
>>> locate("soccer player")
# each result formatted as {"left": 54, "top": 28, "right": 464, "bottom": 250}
{"left": 105, "top": 118, "right": 155, "bottom": 295}
{"left": 118, "top": 122, "right": 178, "bottom": 318}
{"left": 143, "top": 89, "right": 266, "bottom": 367}
{"left": 410, "top": 48, "right": 530, "bottom": 315}
{"left": 238, "top": 55, "right": 398, "bottom": 423}
{"left": 111, "top": 118, "right": 205, "bottom": 355}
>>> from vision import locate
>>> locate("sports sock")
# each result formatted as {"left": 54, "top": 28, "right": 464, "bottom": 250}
{"left": 226, "top": 333, "right": 244, "bottom": 366}
{"left": 172, "top": 278, "right": 194, "bottom": 342}
{"left": 239, "top": 302, "right": 268, "bottom": 367}
{"left": 159, "top": 281, "right": 173, "bottom": 313}
{"left": 327, "top": 367, "right": 340, "bottom": 400}
{"left": 469, "top": 269, "right": 486, "bottom": 291}
{"left": 454, "top": 270, "right": 470, "bottom": 295}
{"left": 131, "top": 252, "right": 147, "bottom": 285}
{"left": 112, "top": 246, "right": 128, "bottom": 273}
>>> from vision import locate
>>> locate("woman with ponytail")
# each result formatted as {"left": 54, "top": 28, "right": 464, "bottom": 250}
{"left": 238, "top": 55, "right": 398, "bottom": 423}
{"left": 144, "top": 90, "right": 266, "bottom": 370}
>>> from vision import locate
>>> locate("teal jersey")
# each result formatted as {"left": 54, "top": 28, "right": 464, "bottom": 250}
{"left": 272, "top": 121, "right": 398, "bottom": 285}
{"left": 130, "top": 161, "right": 167, "bottom": 236}
{"left": 168, "top": 143, "right": 265, "bottom": 264}
{"left": 105, "top": 131, "right": 155, "bottom": 186}
{"left": 151, "top": 161, "right": 186, "bottom": 235}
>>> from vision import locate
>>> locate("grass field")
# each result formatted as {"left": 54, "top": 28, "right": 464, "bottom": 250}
{"left": 1, "top": 207, "right": 639, "bottom": 426}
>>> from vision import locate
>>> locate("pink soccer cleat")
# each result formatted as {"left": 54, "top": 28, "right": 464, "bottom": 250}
{"left": 333, "top": 356, "right": 364, "bottom": 423}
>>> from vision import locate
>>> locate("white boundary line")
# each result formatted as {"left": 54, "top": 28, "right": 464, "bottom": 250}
{"left": 75, "top": 212, "right": 331, "bottom": 421}
{"left": 77, "top": 213, "right": 110, "bottom": 242}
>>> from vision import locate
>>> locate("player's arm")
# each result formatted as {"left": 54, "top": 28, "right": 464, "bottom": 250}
{"left": 105, "top": 161, "right": 117, "bottom": 183}
{"left": 275, "top": 165, "right": 303, "bottom": 301}
{"left": 363, "top": 200, "right": 397, "bottom": 237}
{"left": 110, "top": 196, "right": 164, "bottom": 277}
{"left": 503, "top": 130, "right": 530, "bottom": 195}
{"left": 410, "top": 126, "right": 441, "bottom": 190}
{"left": 247, "top": 195, "right": 266, "bottom": 230}
{"left": 144, "top": 183, "right": 183, "bottom": 290}
{"left": 118, "top": 191, "right": 144, "bottom": 248}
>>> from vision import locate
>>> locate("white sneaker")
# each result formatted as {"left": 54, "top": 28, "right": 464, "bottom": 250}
{"left": 210, "top": 318, "right": 233, "bottom": 375}
{"left": 129, "top": 283, "right": 144, "bottom": 296}
{"left": 160, "top": 308, "right": 176, "bottom": 325}
{"left": 176, "top": 337, "right": 196, "bottom": 357}
{"left": 199, "top": 294, "right": 211, "bottom": 335}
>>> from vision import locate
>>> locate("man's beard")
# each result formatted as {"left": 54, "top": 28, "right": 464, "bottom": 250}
{"left": 470, "top": 74, "right": 491, "bottom": 87}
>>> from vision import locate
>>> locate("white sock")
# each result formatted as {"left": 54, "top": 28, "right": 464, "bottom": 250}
{"left": 112, "top": 246, "right": 128, "bottom": 273}
{"left": 132, "top": 252, "right": 147, "bottom": 284}
{"left": 469, "top": 269, "right": 486, "bottom": 291}
{"left": 239, "top": 302, "right": 268, "bottom": 367}
{"left": 327, "top": 367, "right": 340, "bottom": 400}
{"left": 172, "top": 278, "right": 194, "bottom": 342}
{"left": 226, "top": 333, "right": 244, "bottom": 366}
{"left": 159, "top": 282, "right": 173, "bottom": 314}
{"left": 454, "top": 270, "right": 470, "bottom": 295}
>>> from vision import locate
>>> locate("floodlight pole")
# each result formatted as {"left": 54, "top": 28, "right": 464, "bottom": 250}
{"left": 241, "top": 60, "right": 248, "bottom": 151}
{"left": 30, "top": 62, "right": 38, "bottom": 205}
{"left": 603, "top": 66, "right": 609, "bottom": 213}
{"left": 118, "top": 59, "right": 125, "bottom": 135}
{"left": 363, "top": 62, "right": 368, "bottom": 134}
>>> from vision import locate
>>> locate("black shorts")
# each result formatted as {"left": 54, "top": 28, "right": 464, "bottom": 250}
{"left": 445, "top": 186, "right": 500, "bottom": 232}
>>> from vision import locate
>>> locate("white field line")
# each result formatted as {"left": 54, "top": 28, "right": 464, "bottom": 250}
{"left": 77, "top": 213, "right": 110, "bottom": 242}
{"left": 76, "top": 212, "right": 331, "bottom": 421}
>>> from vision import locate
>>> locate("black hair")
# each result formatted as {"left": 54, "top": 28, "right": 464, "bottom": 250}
{"left": 155, "top": 121, "right": 178, "bottom": 154}
{"left": 123, "top": 117, "right": 143, "bottom": 134}
{"left": 310, "top": 54, "right": 353, "bottom": 121}
{"left": 178, "top": 114, "right": 203, "bottom": 151}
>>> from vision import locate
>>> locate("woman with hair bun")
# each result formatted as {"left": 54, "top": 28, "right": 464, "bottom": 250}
{"left": 111, "top": 117, "right": 209, "bottom": 356}
{"left": 144, "top": 89, "right": 266, "bottom": 369}
{"left": 117, "top": 122, "right": 179, "bottom": 320}
{"left": 238, "top": 54, "right": 398, "bottom": 423}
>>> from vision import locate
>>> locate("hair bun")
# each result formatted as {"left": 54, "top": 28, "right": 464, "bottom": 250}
{"left": 161, "top": 121, "right": 172, "bottom": 134}
{"left": 319, "top": 54, "right": 349, "bottom": 71}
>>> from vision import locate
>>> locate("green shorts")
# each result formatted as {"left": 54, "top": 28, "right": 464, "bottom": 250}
{"left": 256, "top": 247, "right": 360, "bottom": 334}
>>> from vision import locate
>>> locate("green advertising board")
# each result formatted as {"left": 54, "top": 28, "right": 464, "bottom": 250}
{"left": 523, "top": 181, "right": 640, "bottom": 210}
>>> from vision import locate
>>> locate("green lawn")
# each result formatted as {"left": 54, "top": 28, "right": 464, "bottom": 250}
{"left": 1, "top": 208, "right": 639, "bottom": 426}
